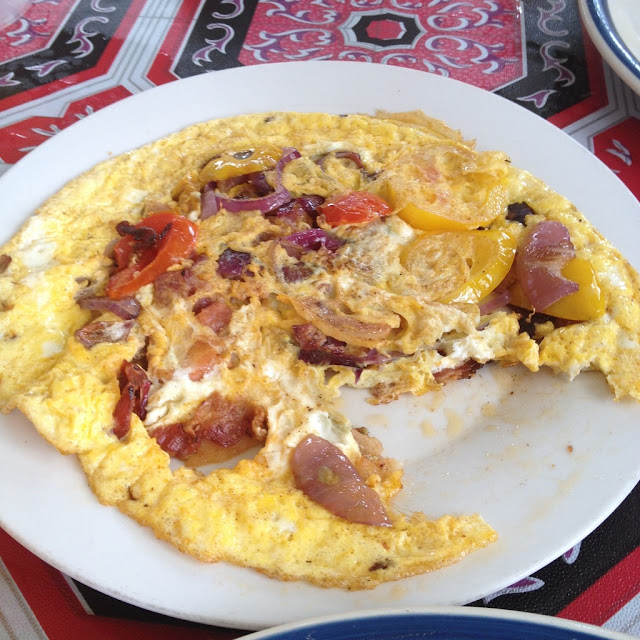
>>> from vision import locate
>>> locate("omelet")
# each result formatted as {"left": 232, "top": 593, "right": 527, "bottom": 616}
{"left": 1, "top": 111, "right": 639, "bottom": 590}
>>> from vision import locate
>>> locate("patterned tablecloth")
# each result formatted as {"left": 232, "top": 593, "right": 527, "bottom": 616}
{"left": 1, "top": 1, "right": 639, "bottom": 638}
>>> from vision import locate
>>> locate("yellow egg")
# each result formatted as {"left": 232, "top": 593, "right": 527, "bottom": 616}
{"left": 1, "top": 110, "right": 639, "bottom": 590}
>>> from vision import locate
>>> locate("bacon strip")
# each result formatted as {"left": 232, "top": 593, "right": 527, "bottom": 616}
{"left": 292, "top": 323, "right": 399, "bottom": 368}
{"left": 77, "top": 295, "right": 141, "bottom": 319}
{"left": 433, "top": 360, "right": 483, "bottom": 384}
{"left": 0, "top": 254, "right": 11, "bottom": 273}
{"left": 153, "top": 268, "right": 201, "bottom": 306}
{"left": 75, "top": 320, "right": 134, "bottom": 349}
{"left": 152, "top": 393, "right": 266, "bottom": 461}
{"left": 217, "top": 248, "right": 252, "bottom": 280}
{"left": 194, "top": 297, "right": 233, "bottom": 332}
{"left": 112, "top": 360, "right": 151, "bottom": 439}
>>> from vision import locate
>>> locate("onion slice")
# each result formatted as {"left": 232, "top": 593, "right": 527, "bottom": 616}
{"left": 282, "top": 229, "right": 344, "bottom": 253}
{"left": 202, "top": 147, "right": 301, "bottom": 217}
{"left": 515, "top": 221, "right": 579, "bottom": 311}
{"left": 291, "top": 434, "right": 391, "bottom": 527}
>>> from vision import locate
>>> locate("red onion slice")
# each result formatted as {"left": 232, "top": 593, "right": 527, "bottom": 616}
{"left": 201, "top": 147, "right": 301, "bottom": 217}
{"left": 292, "top": 434, "right": 391, "bottom": 527}
{"left": 477, "top": 289, "right": 512, "bottom": 315}
{"left": 515, "top": 221, "right": 579, "bottom": 311}
{"left": 316, "top": 150, "right": 365, "bottom": 170}
{"left": 214, "top": 186, "right": 292, "bottom": 215}
{"left": 282, "top": 229, "right": 344, "bottom": 253}
{"left": 201, "top": 182, "right": 220, "bottom": 220}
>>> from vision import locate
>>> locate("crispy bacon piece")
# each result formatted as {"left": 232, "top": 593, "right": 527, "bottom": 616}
{"left": 291, "top": 434, "right": 391, "bottom": 527}
{"left": 112, "top": 360, "right": 151, "bottom": 439}
{"left": 282, "top": 264, "right": 313, "bottom": 283}
{"left": 193, "top": 297, "right": 233, "bottom": 333}
{"left": 292, "top": 323, "right": 327, "bottom": 350}
{"left": 272, "top": 196, "right": 325, "bottom": 228}
{"left": 0, "top": 254, "right": 11, "bottom": 273}
{"left": 433, "top": 360, "right": 483, "bottom": 384}
{"left": 217, "top": 248, "right": 252, "bottom": 280}
{"left": 516, "top": 311, "right": 576, "bottom": 338}
{"left": 75, "top": 320, "right": 134, "bottom": 349}
{"left": 115, "top": 219, "right": 170, "bottom": 251}
{"left": 183, "top": 338, "right": 223, "bottom": 382}
{"left": 76, "top": 295, "right": 141, "bottom": 319}
{"left": 153, "top": 268, "right": 201, "bottom": 306}
{"left": 292, "top": 323, "right": 399, "bottom": 368}
{"left": 152, "top": 393, "right": 267, "bottom": 461}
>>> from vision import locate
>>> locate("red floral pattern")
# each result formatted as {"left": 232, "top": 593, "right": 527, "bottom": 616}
{"left": 239, "top": 0, "right": 524, "bottom": 91}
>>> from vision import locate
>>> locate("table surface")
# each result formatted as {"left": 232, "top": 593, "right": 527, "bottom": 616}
{"left": 1, "top": 1, "right": 639, "bottom": 639}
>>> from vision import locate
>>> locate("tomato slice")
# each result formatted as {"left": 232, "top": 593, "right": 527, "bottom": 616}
{"left": 106, "top": 212, "right": 198, "bottom": 299}
{"left": 319, "top": 191, "right": 392, "bottom": 227}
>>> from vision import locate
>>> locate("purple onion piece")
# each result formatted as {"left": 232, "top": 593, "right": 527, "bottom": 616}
{"left": 277, "top": 147, "right": 302, "bottom": 169}
{"left": 477, "top": 289, "right": 512, "bottom": 315}
{"left": 215, "top": 186, "right": 292, "bottom": 214}
{"left": 201, "top": 148, "right": 301, "bottom": 218}
{"left": 297, "top": 195, "right": 325, "bottom": 214}
{"left": 217, "top": 248, "right": 252, "bottom": 280}
{"left": 292, "top": 323, "right": 401, "bottom": 368}
{"left": 201, "top": 182, "right": 220, "bottom": 220}
{"left": 316, "top": 150, "right": 365, "bottom": 171}
{"left": 282, "top": 229, "right": 344, "bottom": 253}
{"left": 77, "top": 295, "right": 141, "bottom": 319}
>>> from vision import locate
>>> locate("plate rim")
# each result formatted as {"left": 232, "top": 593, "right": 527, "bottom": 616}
{"left": 242, "top": 606, "right": 634, "bottom": 640}
{"left": 578, "top": 0, "right": 640, "bottom": 94}
{"left": 1, "top": 61, "right": 640, "bottom": 630}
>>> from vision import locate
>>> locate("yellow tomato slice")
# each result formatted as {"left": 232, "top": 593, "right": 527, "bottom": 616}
{"left": 381, "top": 142, "right": 509, "bottom": 230}
{"left": 199, "top": 146, "right": 282, "bottom": 182}
{"left": 403, "top": 228, "right": 518, "bottom": 303}
{"left": 509, "top": 257, "right": 605, "bottom": 321}
{"left": 396, "top": 202, "right": 471, "bottom": 231}
{"left": 440, "top": 229, "right": 518, "bottom": 304}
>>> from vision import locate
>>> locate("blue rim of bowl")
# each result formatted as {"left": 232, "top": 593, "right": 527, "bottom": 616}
{"left": 583, "top": 0, "right": 640, "bottom": 81}
{"left": 243, "top": 608, "right": 633, "bottom": 640}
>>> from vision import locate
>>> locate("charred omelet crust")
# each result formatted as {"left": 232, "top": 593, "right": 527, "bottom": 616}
{"left": 1, "top": 111, "right": 640, "bottom": 589}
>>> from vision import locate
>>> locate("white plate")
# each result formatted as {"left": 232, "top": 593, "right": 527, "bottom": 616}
{"left": 579, "top": 0, "right": 640, "bottom": 95}
{"left": 243, "top": 607, "right": 635, "bottom": 640}
{"left": 1, "top": 62, "right": 640, "bottom": 631}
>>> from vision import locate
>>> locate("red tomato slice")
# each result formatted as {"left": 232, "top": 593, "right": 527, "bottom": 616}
{"left": 106, "top": 212, "right": 198, "bottom": 299}
{"left": 319, "top": 191, "right": 392, "bottom": 227}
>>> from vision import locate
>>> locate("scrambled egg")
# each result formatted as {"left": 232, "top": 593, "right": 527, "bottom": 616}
{"left": 1, "top": 111, "right": 639, "bottom": 589}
